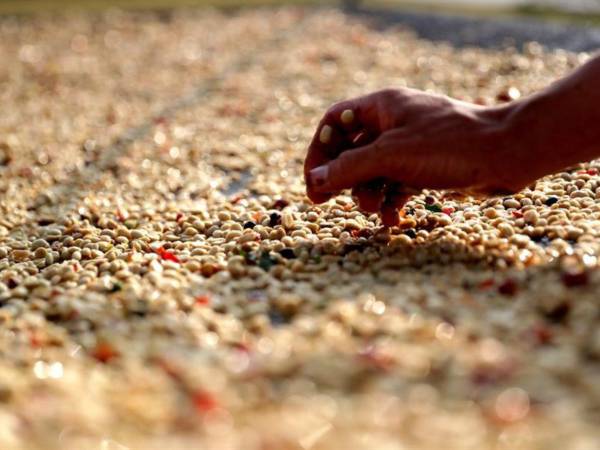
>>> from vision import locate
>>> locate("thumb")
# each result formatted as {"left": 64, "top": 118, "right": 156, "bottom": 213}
{"left": 307, "top": 141, "right": 383, "bottom": 193}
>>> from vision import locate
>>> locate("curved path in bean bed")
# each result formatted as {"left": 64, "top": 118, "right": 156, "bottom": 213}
{"left": 349, "top": 5, "right": 600, "bottom": 51}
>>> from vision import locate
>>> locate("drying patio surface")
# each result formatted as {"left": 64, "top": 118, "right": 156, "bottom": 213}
{"left": 0, "top": 5, "right": 599, "bottom": 449}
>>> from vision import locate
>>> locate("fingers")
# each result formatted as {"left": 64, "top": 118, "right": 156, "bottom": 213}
{"left": 349, "top": 130, "right": 375, "bottom": 148}
{"left": 381, "top": 185, "right": 411, "bottom": 227}
{"left": 325, "top": 101, "right": 364, "bottom": 134}
{"left": 323, "top": 95, "right": 385, "bottom": 135}
{"left": 305, "top": 95, "right": 384, "bottom": 204}
{"left": 304, "top": 107, "right": 366, "bottom": 180}
{"left": 304, "top": 121, "right": 349, "bottom": 203}
{"left": 352, "top": 179, "right": 385, "bottom": 213}
{"left": 307, "top": 127, "right": 416, "bottom": 197}
{"left": 305, "top": 103, "right": 363, "bottom": 168}
{"left": 307, "top": 140, "right": 383, "bottom": 193}
{"left": 304, "top": 122, "right": 348, "bottom": 168}
{"left": 337, "top": 127, "right": 378, "bottom": 208}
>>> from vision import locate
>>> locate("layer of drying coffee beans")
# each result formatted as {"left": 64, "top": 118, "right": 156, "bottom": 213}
{"left": 0, "top": 6, "right": 598, "bottom": 450}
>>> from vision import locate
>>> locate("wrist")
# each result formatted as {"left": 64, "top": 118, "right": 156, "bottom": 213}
{"left": 491, "top": 78, "right": 600, "bottom": 190}
{"left": 504, "top": 94, "right": 565, "bottom": 181}
{"left": 469, "top": 102, "right": 531, "bottom": 194}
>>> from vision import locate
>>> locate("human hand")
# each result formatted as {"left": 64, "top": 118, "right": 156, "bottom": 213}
{"left": 304, "top": 88, "right": 526, "bottom": 226}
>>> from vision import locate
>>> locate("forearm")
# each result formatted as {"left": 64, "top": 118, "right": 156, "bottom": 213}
{"left": 500, "top": 53, "right": 600, "bottom": 184}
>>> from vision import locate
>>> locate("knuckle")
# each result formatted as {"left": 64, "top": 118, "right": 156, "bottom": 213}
{"left": 336, "top": 152, "right": 354, "bottom": 171}
{"left": 328, "top": 160, "right": 348, "bottom": 188}
{"left": 326, "top": 104, "right": 339, "bottom": 117}
{"left": 377, "top": 88, "right": 397, "bottom": 97}
{"left": 374, "top": 134, "right": 392, "bottom": 153}
{"left": 328, "top": 100, "right": 349, "bottom": 117}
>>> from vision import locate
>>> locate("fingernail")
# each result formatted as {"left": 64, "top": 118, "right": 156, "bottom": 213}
{"left": 319, "top": 125, "right": 332, "bottom": 144}
{"left": 309, "top": 165, "right": 329, "bottom": 187}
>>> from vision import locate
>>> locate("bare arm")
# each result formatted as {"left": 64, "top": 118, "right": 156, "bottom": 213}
{"left": 494, "top": 53, "right": 600, "bottom": 190}
{"left": 304, "top": 53, "right": 600, "bottom": 226}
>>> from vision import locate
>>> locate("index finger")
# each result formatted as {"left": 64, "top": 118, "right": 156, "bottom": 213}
{"left": 304, "top": 98, "right": 376, "bottom": 203}
{"left": 304, "top": 118, "right": 348, "bottom": 203}
{"left": 325, "top": 93, "right": 385, "bottom": 134}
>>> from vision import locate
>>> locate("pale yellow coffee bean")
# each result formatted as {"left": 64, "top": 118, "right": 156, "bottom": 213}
{"left": 498, "top": 223, "right": 514, "bottom": 237}
{"left": 523, "top": 209, "right": 538, "bottom": 225}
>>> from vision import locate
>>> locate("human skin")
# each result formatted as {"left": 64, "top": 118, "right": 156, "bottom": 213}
{"left": 304, "top": 53, "right": 600, "bottom": 226}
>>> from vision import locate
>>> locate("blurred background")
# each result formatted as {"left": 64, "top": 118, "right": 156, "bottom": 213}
{"left": 1, "top": 0, "right": 600, "bottom": 20}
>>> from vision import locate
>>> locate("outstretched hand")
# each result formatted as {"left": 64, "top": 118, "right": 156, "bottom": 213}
{"left": 304, "top": 88, "right": 527, "bottom": 226}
